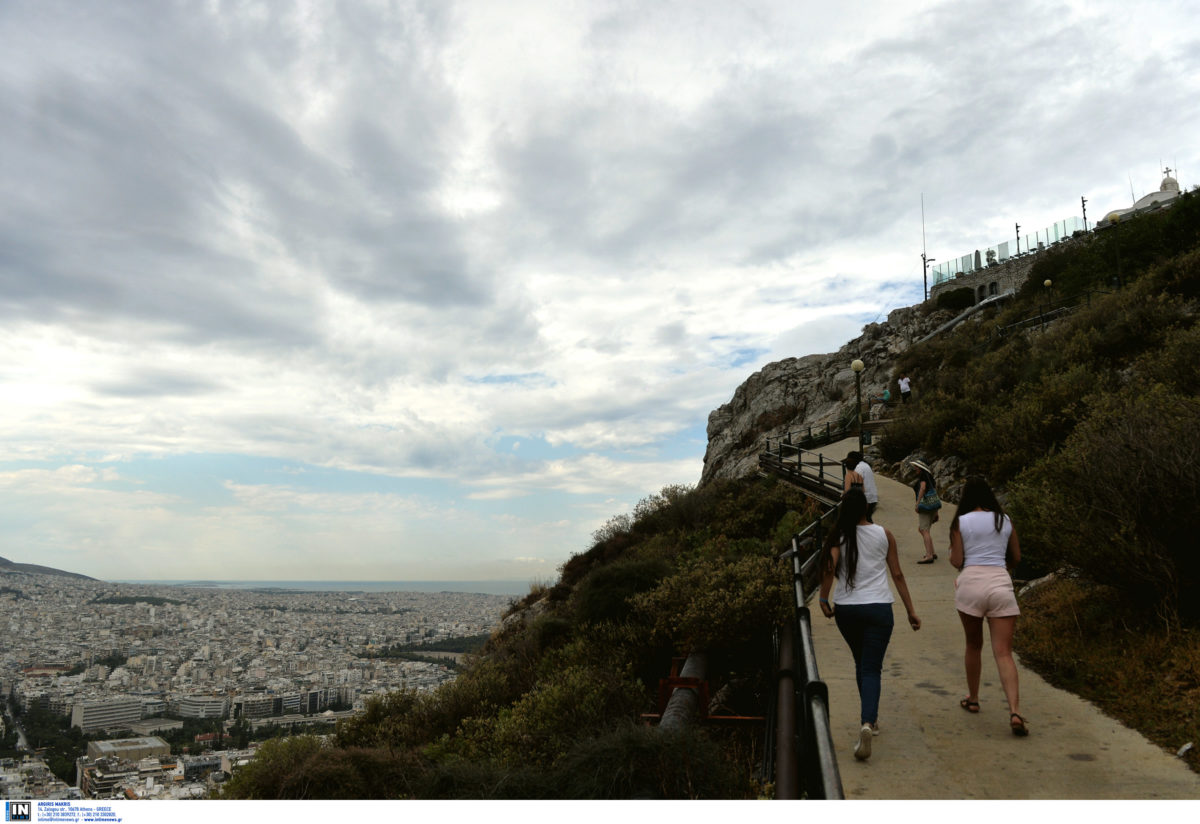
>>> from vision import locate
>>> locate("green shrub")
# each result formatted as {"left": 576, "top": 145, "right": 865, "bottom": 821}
{"left": 1136, "top": 322, "right": 1200, "bottom": 396}
{"left": 632, "top": 554, "right": 790, "bottom": 651}
{"left": 416, "top": 757, "right": 549, "bottom": 799}
{"left": 218, "top": 737, "right": 428, "bottom": 800}
{"left": 703, "top": 477, "right": 813, "bottom": 540}
{"left": 572, "top": 556, "right": 672, "bottom": 625}
{"left": 553, "top": 724, "right": 750, "bottom": 799}
{"left": 947, "top": 364, "right": 1096, "bottom": 483}
{"left": 1009, "top": 384, "right": 1200, "bottom": 623}
{"left": 334, "top": 689, "right": 423, "bottom": 749}
{"left": 450, "top": 663, "right": 645, "bottom": 767}
{"left": 771, "top": 509, "right": 810, "bottom": 553}
{"left": 336, "top": 653, "right": 533, "bottom": 751}
{"left": 880, "top": 392, "right": 979, "bottom": 462}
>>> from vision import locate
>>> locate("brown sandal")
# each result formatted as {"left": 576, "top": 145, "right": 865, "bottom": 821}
{"left": 960, "top": 698, "right": 979, "bottom": 713}
{"left": 1010, "top": 713, "right": 1029, "bottom": 736}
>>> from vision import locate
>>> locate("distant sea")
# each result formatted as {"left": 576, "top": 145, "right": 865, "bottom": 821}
{"left": 115, "top": 580, "right": 533, "bottom": 596}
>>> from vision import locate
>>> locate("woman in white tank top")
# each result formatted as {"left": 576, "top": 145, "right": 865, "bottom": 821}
{"left": 949, "top": 476, "right": 1028, "bottom": 736}
{"left": 818, "top": 489, "right": 921, "bottom": 761}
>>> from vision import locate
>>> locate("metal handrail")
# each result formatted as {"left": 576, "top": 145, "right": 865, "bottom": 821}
{"left": 764, "top": 419, "right": 855, "bottom": 457}
{"left": 994, "top": 289, "right": 1111, "bottom": 337}
{"left": 774, "top": 530, "right": 843, "bottom": 799}
{"left": 759, "top": 447, "right": 845, "bottom": 507}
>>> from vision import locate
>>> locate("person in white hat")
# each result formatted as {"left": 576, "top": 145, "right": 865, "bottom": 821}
{"left": 908, "top": 459, "right": 940, "bottom": 563}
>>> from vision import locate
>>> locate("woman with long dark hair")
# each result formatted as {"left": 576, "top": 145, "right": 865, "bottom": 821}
{"left": 949, "top": 476, "right": 1028, "bottom": 736}
{"left": 818, "top": 488, "right": 921, "bottom": 761}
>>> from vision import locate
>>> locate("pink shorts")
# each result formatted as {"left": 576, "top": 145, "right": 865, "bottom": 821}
{"left": 954, "top": 566, "right": 1020, "bottom": 618}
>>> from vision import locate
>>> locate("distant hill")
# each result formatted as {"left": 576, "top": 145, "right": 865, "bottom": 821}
{"left": 0, "top": 555, "right": 96, "bottom": 581}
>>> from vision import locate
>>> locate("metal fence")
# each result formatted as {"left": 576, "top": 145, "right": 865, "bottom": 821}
{"left": 772, "top": 519, "right": 843, "bottom": 799}
{"left": 932, "top": 216, "right": 1086, "bottom": 286}
{"left": 993, "top": 289, "right": 1110, "bottom": 337}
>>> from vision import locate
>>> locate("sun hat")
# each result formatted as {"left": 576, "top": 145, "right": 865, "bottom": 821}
{"left": 906, "top": 459, "right": 933, "bottom": 476}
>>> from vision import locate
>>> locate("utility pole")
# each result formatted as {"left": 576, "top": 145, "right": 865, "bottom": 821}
{"left": 1081, "top": 196, "right": 1088, "bottom": 232}
{"left": 1015, "top": 222, "right": 1021, "bottom": 255}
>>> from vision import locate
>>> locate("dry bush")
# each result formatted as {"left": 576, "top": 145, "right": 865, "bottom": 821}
{"left": 1016, "top": 577, "right": 1200, "bottom": 774}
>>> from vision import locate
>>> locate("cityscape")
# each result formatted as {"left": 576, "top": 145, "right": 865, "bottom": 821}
{"left": 0, "top": 568, "right": 511, "bottom": 799}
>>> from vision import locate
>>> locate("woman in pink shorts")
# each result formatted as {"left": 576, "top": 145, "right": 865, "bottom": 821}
{"left": 949, "top": 476, "right": 1028, "bottom": 736}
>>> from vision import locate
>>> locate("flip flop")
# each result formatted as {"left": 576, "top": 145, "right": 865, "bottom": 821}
{"left": 1010, "top": 713, "right": 1029, "bottom": 736}
{"left": 960, "top": 698, "right": 979, "bottom": 713}
{"left": 917, "top": 558, "right": 935, "bottom": 564}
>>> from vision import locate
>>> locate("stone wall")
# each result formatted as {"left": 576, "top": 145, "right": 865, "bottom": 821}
{"left": 928, "top": 253, "right": 1037, "bottom": 304}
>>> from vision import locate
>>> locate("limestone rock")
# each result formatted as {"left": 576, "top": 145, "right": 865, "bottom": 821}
{"left": 700, "top": 305, "right": 954, "bottom": 486}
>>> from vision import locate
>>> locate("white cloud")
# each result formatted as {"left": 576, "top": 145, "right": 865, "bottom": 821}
{"left": 1, "top": 0, "right": 1198, "bottom": 580}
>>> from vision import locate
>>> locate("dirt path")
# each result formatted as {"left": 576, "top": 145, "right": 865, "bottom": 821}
{"left": 807, "top": 437, "right": 1200, "bottom": 799}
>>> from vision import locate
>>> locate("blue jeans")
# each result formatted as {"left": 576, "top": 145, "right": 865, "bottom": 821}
{"left": 834, "top": 602, "right": 895, "bottom": 725}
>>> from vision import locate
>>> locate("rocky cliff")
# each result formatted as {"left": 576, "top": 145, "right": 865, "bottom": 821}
{"left": 700, "top": 303, "right": 954, "bottom": 485}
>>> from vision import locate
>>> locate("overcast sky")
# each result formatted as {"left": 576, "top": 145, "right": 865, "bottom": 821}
{"left": 2, "top": 0, "right": 1197, "bottom": 585}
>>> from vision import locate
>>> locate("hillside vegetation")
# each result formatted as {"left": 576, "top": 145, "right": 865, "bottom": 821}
{"left": 219, "top": 480, "right": 821, "bottom": 799}
{"left": 881, "top": 188, "right": 1200, "bottom": 767}
{"left": 220, "top": 189, "right": 1200, "bottom": 797}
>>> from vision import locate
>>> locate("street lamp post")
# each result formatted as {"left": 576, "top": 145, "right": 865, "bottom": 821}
{"left": 852, "top": 359, "right": 865, "bottom": 454}
{"left": 1042, "top": 279, "right": 1052, "bottom": 331}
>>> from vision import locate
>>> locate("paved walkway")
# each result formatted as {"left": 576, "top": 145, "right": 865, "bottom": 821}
{"left": 808, "top": 437, "right": 1200, "bottom": 799}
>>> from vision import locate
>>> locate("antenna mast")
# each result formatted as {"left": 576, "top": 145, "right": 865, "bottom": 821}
{"left": 921, "top": 194, "right": 934, "bottom": 302}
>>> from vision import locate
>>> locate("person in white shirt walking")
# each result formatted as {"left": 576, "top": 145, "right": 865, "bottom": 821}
{"left": 818, "top": 489, "right": 921, "bottom": 761}
{"left": 843, "top": 451, "right": 879, "bottom": 521}
{"left": 949, "top": 476, "right": 1028, "bottom": 737}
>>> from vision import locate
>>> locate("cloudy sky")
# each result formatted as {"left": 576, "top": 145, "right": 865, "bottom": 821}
{"left": 2, "top": 0, "right": 1197, "bottom": 585}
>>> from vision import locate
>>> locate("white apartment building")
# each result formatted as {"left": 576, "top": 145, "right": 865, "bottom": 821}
{"left": 70, "top": 696, "right": 143, "bottom": 733}
{"left": 175, "top": 694, "right": 228, "bottom": 719}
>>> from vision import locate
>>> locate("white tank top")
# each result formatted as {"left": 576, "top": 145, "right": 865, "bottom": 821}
{"left": 958, "top": 510, "right": 1013, "bottom": 567}
{"left": 834, "top": 524, "right": 894, "bottom": 605}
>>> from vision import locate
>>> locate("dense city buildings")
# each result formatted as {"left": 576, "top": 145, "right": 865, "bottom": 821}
{"left": 1, "top": 568, "right": 512, "bottom": 798}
